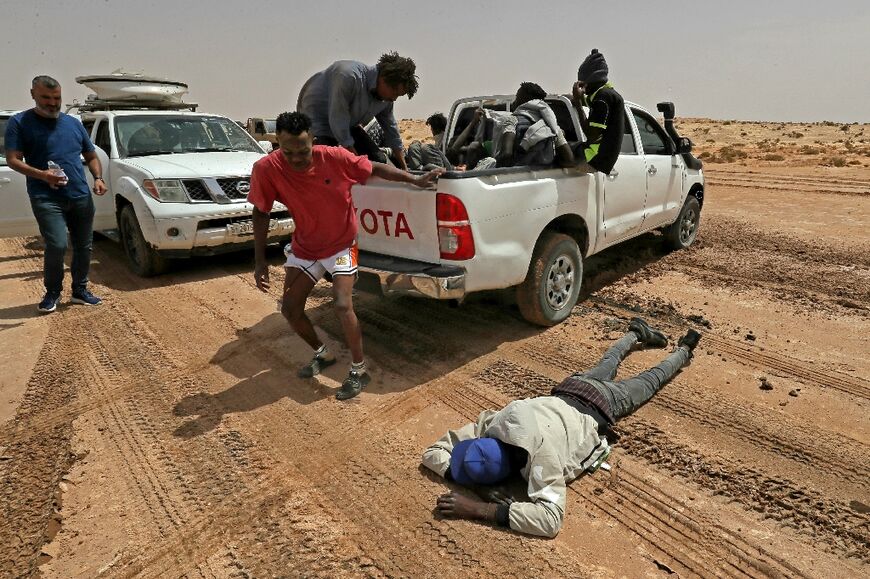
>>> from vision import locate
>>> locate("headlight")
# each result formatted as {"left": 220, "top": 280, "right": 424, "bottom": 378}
{"left": 142, "top": 179, "right": 188, "bottom": 202}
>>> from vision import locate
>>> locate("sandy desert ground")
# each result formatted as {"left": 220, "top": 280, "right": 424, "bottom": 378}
{"left": 1, "top": 117, "right": 868, "bottom": 578}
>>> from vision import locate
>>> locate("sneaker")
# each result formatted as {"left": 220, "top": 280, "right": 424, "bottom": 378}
{"left": 37, "top": 292, "right": 61, "bottom": 313}
{"left": 296, "top": 354, "right": 337, "bottom": 378}
{"left": 628, "top": 317, "right": 668, "bottom": 348}
{"left": 70, "top": 289, "right": 102, "bottom": 306}
{"left": 678, "top": 329, "right": 702, "bottom": 353}
{"left": 335, "top": 370, "right": 371, "bottom": 400}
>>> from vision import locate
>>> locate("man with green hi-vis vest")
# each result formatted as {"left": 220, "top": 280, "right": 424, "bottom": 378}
{"left": 571, "top": 49, "right": 625, "bottom": 175}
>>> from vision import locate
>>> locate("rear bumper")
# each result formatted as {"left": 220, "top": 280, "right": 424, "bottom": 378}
{"left": 358, "top": 251, "right": 466, "bottom": 299}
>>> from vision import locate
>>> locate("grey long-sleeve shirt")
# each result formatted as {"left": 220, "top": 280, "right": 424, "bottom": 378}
{"left": 296, "top": 60, "right": 404, "bottom": 151}
{"left": 422, "top": 396, "right": 610, "bottom": 538}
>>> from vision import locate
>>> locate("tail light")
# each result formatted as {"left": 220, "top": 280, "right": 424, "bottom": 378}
{"left": 436, "top": 193, "right": 475, "bottom": 260}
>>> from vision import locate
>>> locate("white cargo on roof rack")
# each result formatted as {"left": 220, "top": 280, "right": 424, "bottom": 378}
{"left": 75, "top": 70, "right": 189, "bottom": 103}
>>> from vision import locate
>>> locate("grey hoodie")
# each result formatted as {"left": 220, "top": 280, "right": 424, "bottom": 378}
{"left": 422, "top": 396, "right": 610, "bottom": 537}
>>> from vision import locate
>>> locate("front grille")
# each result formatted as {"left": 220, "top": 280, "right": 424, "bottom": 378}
{"left": 216, "top": 177, "right": 251, "bottom": 200}
{"left": 196, "top": 210, "right": 290, "bottom": 230}
{"left": 183, "top": 179, "right": 211, "bottom": 201}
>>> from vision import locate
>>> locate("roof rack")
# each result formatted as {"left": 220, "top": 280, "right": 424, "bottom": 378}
{"left": 66, "top": 98, "right": 198, "bottom": 113}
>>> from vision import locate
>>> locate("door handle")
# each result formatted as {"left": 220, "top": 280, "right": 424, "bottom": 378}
{"left": 647, "top": 165, "right": 657, "bottom": 176}
{"left": 0, "top": 177, "right": 11, "bottom": 184}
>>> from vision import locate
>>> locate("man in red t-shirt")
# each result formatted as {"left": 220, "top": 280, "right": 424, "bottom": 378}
{"left": 249, "top": 112, "right": 441, "bottom": 400}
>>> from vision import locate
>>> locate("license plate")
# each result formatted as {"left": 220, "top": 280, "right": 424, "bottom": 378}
{"left": 227, "top": 219, "right": 277, "bottom": 237}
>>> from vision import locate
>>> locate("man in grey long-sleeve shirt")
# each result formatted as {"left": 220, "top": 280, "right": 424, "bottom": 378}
{"left": 297, "top": 51, "right": 418, "bottom": 170}
{"left": 422, "top": 318, "right": 701, "bottom": 538}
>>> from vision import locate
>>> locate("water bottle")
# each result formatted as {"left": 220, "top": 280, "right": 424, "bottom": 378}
{"left": 47, "top": 161, "right": 68, "bottom": 187}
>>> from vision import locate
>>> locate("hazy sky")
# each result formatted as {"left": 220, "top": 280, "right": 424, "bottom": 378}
{"left": 2, "top": 1, "right": 868, "bottom": 123}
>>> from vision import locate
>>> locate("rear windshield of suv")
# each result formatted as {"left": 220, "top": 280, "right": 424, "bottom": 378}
{"left": 115, "top": 115, "right": 263, "bottom": 158}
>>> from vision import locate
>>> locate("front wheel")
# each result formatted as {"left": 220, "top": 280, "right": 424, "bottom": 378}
{"left": 516, "top": 232, "right": 583, "bottom": 326}
{"left": 119, "top": 204, "right": 167, "bottom": 277}
{"left": 665, "top": 196, "right": 701, "bottom": 250}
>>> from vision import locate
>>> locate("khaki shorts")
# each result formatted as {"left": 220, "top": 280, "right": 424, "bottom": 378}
{"left": 284, "top": 244, "right": 359, "bottom": 282}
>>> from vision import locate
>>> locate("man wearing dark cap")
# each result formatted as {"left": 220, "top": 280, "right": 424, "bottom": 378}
{"left": 422, "top": 318, "right": 701, "bottom": 538}
{"left": 571, "top": 48, "right": 625, "bottom": 175}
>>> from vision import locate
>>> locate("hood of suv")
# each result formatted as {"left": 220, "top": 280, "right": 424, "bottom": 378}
{"left": 117, "top": 151, "right": 265, "bottom": 179}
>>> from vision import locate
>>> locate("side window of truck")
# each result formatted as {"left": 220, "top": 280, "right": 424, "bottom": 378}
{"left": 547, "top": 100, "right": 578, "bottom": 142}
{"left": 631, "top": 110, "right": 671, "bottom": 155}
{"left": 82, "top": 119, "right": 96, "bottom": 138}
{"left": 94, "top": 121, "right": 112, "bottom": 155}
{"left": 621, "top": 112, "right": 637, "bottom": 154}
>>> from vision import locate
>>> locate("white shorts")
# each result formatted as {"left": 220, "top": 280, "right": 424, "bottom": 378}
{"left": 284, "top": 244, "right": 359, "bottom": 282}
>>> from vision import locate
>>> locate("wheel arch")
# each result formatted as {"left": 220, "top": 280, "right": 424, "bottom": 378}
{"left": 542, "top": 213, "right": 590, "bottom": 257}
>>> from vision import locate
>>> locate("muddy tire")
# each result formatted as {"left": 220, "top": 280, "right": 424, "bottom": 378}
{"left": 119, "top": 204, "right": 167, "bottom": 277}
{"left": 516, "top": 232, "right": 583, "bottom": 326}
{"left": 666, "top": 196, "right": 701, "bottom": 250}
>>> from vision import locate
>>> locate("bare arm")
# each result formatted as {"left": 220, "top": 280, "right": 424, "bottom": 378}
{"left": 83, "top": 151, "right": 107, "bottom": 195}
{"left": 447, "top": 108, "right": 484, "bottom": 157}
{"left": 370, "top": 163, "right": 443, "bottom": 189}
{"left": 252, "top": 206, "right": 271, "bottom": 291}
{"left": 5, "top": 149, "right": 67, "bottom": 187}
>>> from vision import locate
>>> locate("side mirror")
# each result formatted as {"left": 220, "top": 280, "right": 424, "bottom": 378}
{"left": 676, "top": 137, "right": 693, "bottom": 155}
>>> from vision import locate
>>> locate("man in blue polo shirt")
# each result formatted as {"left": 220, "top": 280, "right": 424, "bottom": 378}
{"left": 4, "top": 75, "right": 108, "bottom": 313}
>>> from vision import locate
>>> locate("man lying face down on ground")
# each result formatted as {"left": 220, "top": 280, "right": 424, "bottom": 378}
{"left": 421, "top": 318, "right": 701, "bottom": 537}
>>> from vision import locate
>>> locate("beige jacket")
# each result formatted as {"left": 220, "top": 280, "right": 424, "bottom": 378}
{"left": 422, "top": 396, "right": 610, "bottom": 538}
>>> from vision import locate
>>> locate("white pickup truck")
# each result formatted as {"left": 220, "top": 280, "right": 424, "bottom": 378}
{"left": 1, "top": 104, "right": 293, "bottom": 276}
{"left": 352, "top": 96, "right": 704, "bottom": 325}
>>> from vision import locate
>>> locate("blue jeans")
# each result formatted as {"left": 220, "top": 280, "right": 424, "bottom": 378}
{"left": 29, "top": 195, "right": 95, "bottom": 295}
{"left": 578, "top": 333, "right": 691, "bottom": 421}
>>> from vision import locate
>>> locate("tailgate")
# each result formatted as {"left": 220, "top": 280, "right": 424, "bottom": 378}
{"left": 352, "top": 178, "right": 440, "bottom": 263}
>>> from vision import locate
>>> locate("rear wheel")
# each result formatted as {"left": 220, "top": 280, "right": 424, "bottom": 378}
{"left": 517, "top": 232, "right": 583, "bottom": 326}
{"left": 665, "top": 196, "right": 701, "bottom": 250}
{"left": 119, "top": 204, "right": 167, "bottom": 277}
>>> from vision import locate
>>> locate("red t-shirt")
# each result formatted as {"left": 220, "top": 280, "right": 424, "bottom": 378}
{"left": 248, "top": 145, "right": 373, "bottom": 260}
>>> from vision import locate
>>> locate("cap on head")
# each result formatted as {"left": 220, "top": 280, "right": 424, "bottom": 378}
{"left": 577, "top": 48, "right": 608, "bottom": 84}
{"left": 449, "top": 437, "right": 514, "bottom": 486}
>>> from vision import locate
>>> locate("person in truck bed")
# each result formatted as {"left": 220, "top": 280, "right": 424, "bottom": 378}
{"left": 406, "top": 112, "right": 453, "bottom": 171}
{"left": 447, "top": 83, "right": 576, "bottom": 170}
{"left": 422, "top": 318, "right": 701, "bottom": 537}
{"left": 570, "top": 48, "right": 625, "bottom": 175}
{"left": 248, "top": 112, "right": 441, "bottom": 400}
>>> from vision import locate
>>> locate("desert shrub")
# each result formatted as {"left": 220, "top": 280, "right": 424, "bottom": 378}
{"left": 799, "top": 145, "right": 820, "bottom": 155}
{"left": 762, "top": 153, "right": 785, "bottom": 161}
{"left": 829, "top": 156, "right": 847, "bottom": 167}
{"left": 840, "top": 125, "right": 850, "bottom": 132}
{"left": 786, "top": 131, "right": 804, "bottom": 138}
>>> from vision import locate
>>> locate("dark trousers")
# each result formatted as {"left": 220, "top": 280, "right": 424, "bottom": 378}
{"left": 314, "top": 125, "right": 388, "bottom": 163}
{"left": 577, "top": 333, "right": 690, "bottom": 421}
{"left": 29, "top": 195, "right": 95, "bottom": 295}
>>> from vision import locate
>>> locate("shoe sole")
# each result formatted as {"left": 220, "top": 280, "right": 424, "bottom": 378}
{"left": 70, "top": 297, "right": 102, "bottom": 306}
{"left": 37, "top": 304, "right": 57, "bottom": 313}
{"left": 296, "top": 356, "right": 337, "bottom": 378}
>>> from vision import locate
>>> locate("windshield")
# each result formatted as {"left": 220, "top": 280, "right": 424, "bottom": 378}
{"left": 114, "top": 115, "right": 262, "bottom": 158}
{"left": 263, "top": 120, "right": 277, "bottom": 133}
{"left": 0, "top": 116, "right": 8, "bottom": 166}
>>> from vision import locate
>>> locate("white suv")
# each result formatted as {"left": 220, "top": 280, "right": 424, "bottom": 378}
{"left": 1, "top": 106, "right": 294, "bottom": 276}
